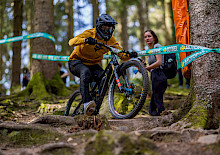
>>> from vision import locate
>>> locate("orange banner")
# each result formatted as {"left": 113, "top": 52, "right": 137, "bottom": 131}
{"left": 172, "top": 0, "right": 191, "bottom": 79}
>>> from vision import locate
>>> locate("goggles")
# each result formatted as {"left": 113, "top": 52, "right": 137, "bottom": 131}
{"left": 101, "top": 25, "right": 114, "bottom": 35}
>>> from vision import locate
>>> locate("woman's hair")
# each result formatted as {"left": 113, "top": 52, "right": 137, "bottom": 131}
{"left": 144, "top": 29, "right": 158, "bottom": 44}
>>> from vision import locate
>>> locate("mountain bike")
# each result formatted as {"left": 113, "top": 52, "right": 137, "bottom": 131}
{"left": 64, "top": 42, "right": 149, "bottom": 119}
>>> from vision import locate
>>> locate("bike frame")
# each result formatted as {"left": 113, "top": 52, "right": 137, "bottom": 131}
{"left": 91, "top": 51, "right": 124, "bottom": 114}
{"left": 71, "top": 43, "right": 133, "bottom": 116}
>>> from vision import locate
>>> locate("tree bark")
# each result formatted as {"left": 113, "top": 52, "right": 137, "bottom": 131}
{"left": 32, "top": 0, "right": 56, "bottom": 80}
{"left": 92, "top": 0, "right": 99, "bottom": 28}
{"left": 144, "top": 1, "right": 150, "bottom": 30}
{"left": 65, "top": 0, "right": 74, "bottom": 83}
{"left": 9, "top": 0, "right": 72, "bottom": 99}
{"left": 161, "top": 0, "right": 174, "bottom": 45}
{"left": 0, "top": 0, "right": 6, "bottom": 82}
{"left": 174, "top": 0, "right": 219, "bottom": 129}
{"left": 25, "top": 0, "right": 34, "bottom": 67}
{"left": 65, "top": 0, "right": 74, "bottom": 56}
{"left": 137, "top": 0, "right": 145, "bottom": 50}
{"left": 119, "top": 3, "right": 128, "bottom": 51}
{"left": 188, "top": 0, "right": 219, "bottom": 129}
{"left": 11, "top": 0, "right": 23, "bottom": 92}
{"left": 0, "top": 0, "right": 6, "bottom": 94}
{"left": 164, "top": 0, "right": 175, "bottom": 44}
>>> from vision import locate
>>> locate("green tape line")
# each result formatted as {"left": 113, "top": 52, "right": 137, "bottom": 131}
{"left": 0, "top": 32, "right": 55, "bottom": 44}
{"left": 32, "top": 54, "right": 69, "bottom": 61}
{"left": 181, "top": 48, "right": 220, "bottom": 69}
{"left": 137, "top": 44, "right": 210, "bottom": 56}
{"left": 32, "top": 45, "right": 219, "bottom": 69}
{"left": 32, "top": 54, "right": 112, "bottom": 61}
{"left": 137, "top": 44, "right": 219, "bottom": 69}
{"left": 3, "top": 33, "right": 218, "bottom": 69}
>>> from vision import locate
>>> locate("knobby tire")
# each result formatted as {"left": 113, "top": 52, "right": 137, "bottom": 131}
{"left": 64, "top": 90, "right": 81, "bottom": 116}
{"left": 108, "top": 60, "right": 149, "bottom": 119}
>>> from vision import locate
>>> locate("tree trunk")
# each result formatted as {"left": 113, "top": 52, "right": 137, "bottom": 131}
{"left": 32, "top": 0, "right": 56, "bottom": 79}
{"left": 161, "top": 0, "right": 173, "bottom": 45}
{"left": 144, "top": 1, "right": 150, "bottom": 30}
{"left": 174, "top": 0, "right": 219, "bottom": 129}
{"left": 164, "top": 0, "right": 175, "bottom": 44}
{"left": 92, "top": 0, "right": 99, "bottom": 28}
{"left": 137, "top": 0, "right": 145, "bottom": 50}
{"left": 25, "top": 0, "right": 34, "bottom": 67}
{"left": 119, "top": 3, "right": 128, "bottom": 51}
{"left": 188, "top": 0, "right": 219, "bottom": 129}
{"left": 0, "top": 0, "right": 6, "bottom": 94}
{"left": 65, "top": 0, "right": 74, "bottom": 56}
{"left": 65, "top": 0, "right": 74, "bottom": 84}
{"left": 11, "top": 0, "right": 23, "bottom": 93}
{"left": 0, "top": 1, "right": 6, "bottom": 82}
{"left": 15, "top": 0, "right": 72, "bottom": 99}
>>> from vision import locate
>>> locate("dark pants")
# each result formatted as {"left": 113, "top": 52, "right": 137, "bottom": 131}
{"left": 149, "top": 69, "right": 167, "bottom": 116}
{"left": 178, "top": 69, "right": 190, "bottom": 86}
{"left": 68, "top": 60, "right": 103, "bottom": 103}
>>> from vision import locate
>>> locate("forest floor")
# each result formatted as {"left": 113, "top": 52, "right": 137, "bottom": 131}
{"left": 0, "top": 85, "right": 219, "bottom": 155}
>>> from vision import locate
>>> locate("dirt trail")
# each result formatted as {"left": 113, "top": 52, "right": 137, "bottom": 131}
{"left": 0, "top": 113, "right": 219, "bottom": 155}
{"left": 0, "top": 92, "right": 219, "bottom": 155}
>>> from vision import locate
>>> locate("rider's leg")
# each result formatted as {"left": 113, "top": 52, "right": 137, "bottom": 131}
{"left": 68, "top": 60, "right": 96, "bottom": 116}
{"left": 82, "top": 64, "right": 104, "bottom": 116}
{"left": 69, "top": 60, "right": 92, "bottom": 103}
{"left": 88, "top": 64, "right": 104, "bottom": 84}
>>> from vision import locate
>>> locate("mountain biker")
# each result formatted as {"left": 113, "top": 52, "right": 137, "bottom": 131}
{"left": 68, "top": 14, "right": 137, "bottom": 116}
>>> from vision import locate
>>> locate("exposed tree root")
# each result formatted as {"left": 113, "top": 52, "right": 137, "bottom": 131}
{"left": 68, "top": 116, "right": 103, "bottom": 132}
{"left": 30, "top": 115, "right": 77, "bottom": 126}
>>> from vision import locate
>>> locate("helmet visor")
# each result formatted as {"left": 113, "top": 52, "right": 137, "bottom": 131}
{"left": 101, "top": 25, "right": 114, "bottom": 35}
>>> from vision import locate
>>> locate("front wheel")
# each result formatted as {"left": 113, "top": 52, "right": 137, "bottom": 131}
{"left": 64, "top": 90, "right": 83, "bottom": 116}
{"left": 108, "top": 60, "right": 149, "bottom": 119}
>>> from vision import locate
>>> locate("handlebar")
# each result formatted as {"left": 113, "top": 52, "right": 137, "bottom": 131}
{"left": 96, "top": 42, "right": 130, "bottom": 55}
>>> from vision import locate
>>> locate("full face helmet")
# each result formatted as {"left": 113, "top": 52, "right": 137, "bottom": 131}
{"left": 95, "top": 14, "right": 118, "bottom": 41}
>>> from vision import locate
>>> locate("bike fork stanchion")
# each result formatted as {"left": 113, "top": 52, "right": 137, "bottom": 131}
{"left": 113, "top": 66, "right": 124, "bottom": 93}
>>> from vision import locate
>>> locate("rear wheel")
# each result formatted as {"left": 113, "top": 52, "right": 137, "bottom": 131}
{"left": 64, "top": 90, "right": 83, "bottom": 116}
{"left": 108, "top": 60, "right": 149, "bottom": 119}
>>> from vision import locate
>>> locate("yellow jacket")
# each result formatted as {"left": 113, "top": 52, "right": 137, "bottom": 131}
{"left": 69, "top": 28, "right": 129, "bottom": 65}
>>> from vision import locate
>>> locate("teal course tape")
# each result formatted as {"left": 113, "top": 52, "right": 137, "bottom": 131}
{"left": 32, "top": 44, "right": 219, "bottom": 69}
{"left": 32, "top": 54, "right": 69, "bottom": 61}
{"left": 0, "top": 32, "right": 55, "bottom": 44}
{"left": 1, "top": 33, "right": 219, "bottom": 69}
{"left": 32, "top": 54, "right": 111, "bottom": 61}
{"left": 137, "top": 44, "right": 220, "bottom": 69}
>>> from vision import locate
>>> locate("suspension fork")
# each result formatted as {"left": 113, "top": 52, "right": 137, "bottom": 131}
{"left": 113, "top": 64, "right": 134, "bottom": 96}
{"left": 122, "top": 70, "right": 131, "bottom": 88}
{"left": 112, "top": 65, "right": 124, "bottom": 93}
{"left": 122, "top": 70, "right": 134, "bottom": 95}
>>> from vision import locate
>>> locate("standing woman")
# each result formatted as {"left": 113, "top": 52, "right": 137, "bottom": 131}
{"left": 144, "top": 30, "right": 167, "bottom": 116}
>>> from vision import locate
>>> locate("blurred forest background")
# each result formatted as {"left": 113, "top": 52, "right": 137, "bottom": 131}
{"left": 0, "top": 0, "right": 177, "bottom": 95}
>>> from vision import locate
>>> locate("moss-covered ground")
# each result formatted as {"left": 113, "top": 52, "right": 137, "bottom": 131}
{"left": 0, "top": 128, "right": 61, "bottom": 147}
{"left": 0, "top": 76, "right": 219, "bottom": 155}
